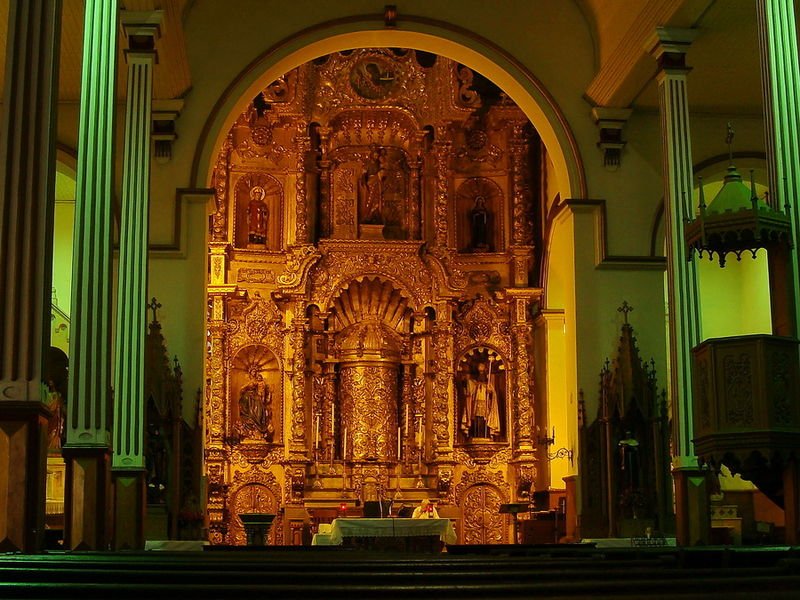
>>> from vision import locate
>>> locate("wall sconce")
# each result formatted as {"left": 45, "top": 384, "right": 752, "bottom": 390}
{"left": 537, "top": 426, "right": 574, "bottom": 465}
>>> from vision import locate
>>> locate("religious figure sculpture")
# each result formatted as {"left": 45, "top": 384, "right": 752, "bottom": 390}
{"left": 360, "top": 146, "right": 386, "bottom": 224}
{"left": 146, "top": 418, "right": 168, "bottom": 504}
{"left": 412, "top": 498, "right": 440, "bottom": 519}
{"left": 461, "top": 358, "right": 501, "bottom": 439}
{"left": 45, "top": 379, "right": 65, "bottom": 450}
{"left": 238, "top": 368, "right": 274, "bottom": 441}
{"left": 618, "top": 431, "right": 640, "bottom": 491}
{"left": 247, "top": 186, "right": 269, "bottom": 244}
{"left": 469, "top": 195, "right": 490, "bottom": 252}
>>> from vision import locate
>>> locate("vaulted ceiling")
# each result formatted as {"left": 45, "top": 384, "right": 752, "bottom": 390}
{"left": 0, "top": 0, "right": 192, "bottom": 101}
{"left": 0, "top": 0, "right": 769, "bottom": 114}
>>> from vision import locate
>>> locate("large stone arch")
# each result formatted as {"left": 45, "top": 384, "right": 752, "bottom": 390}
{"left": 192, "top": 21, "right": 586, "bottom": 202}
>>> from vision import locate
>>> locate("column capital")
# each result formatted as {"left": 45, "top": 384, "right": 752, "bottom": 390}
{"left": 646, "top": 26, "right": 698, "bottom": 70}
{"left": 591, "top": 107, "right": 634, "bottom": 170}
{"left": 120, "top": 10, "right": 163, "bottom": 52}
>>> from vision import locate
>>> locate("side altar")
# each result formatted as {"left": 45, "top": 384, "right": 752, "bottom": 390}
{"left": 205, "top": 49, "right": 553, "bottom": 546}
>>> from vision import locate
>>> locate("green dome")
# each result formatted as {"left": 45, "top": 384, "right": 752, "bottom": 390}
{"left": 707, "top": 165, "right": 768, "bottom": 213}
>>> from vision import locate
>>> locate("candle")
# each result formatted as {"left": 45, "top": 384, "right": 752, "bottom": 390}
{"left": 343, "top": 428, "right": 347, "bottom": 459}
{"left": 315, "top": 415, "right": 319, "bottom": 450}
{"left": 417, "top": 415, "right": 421, "bottom": 444}
{"left": 397, "top": 426, "right": 402, "bottom": 458}
{"left": 331, "top": 402, "right": 335, "bottom": 436}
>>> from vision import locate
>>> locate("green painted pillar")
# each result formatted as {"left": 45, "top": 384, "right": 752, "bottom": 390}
{"left": 0, "top": 0, "right": 62, "bottom": 553}
{"left": 112, "top": 10, "right": 162, "bottom": 551}
{"left": 756, "top": 0, "right": 800, "bottom": 335}
{"left": 757, "top": 0, "right": 800, "bottom": 544}
{"left": 647, "top": 27, "right": 706, "bottom": 545}
{"left": 64, "top": 0, "right": 118, "bottom": 551}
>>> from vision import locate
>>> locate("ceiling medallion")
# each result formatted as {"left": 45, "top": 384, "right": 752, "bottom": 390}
{"left": 349, "top": 56, "right": 398, "bottom": 100}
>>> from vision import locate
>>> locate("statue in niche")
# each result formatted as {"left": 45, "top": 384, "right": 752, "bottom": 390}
{"left": 247, "top": 186, "right": 269, "bottom": 244}
{"left": 45, "top": 378, "right": 65, "bottom": 450}
{"left": 618, "top": 431, "right": 640, "bottom": 492}
{"left": 460, "top": 354, "right": 501, "bottom": 439}
{"left": 146, "top": 416, "right": 168, "bottom": 503}
{"left": 238, "top": 368, "right": 274, "bottom": 441}
{"left": 469, "top": 195, "right": 490, "bottom": 252}
{"left": 360, "top": 146, "right": 387, "bottom": 224}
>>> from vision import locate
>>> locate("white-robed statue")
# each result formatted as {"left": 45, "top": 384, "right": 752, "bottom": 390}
{"left": 461, "top": 357, "right": 500, "bottom": 439}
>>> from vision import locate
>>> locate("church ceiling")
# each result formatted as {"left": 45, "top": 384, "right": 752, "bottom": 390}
{"left": 0, "top": 0, "right": 192, "bottom": 102}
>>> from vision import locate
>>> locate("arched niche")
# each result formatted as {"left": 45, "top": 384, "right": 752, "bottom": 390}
{"left": 230, "top": 345, "right": 281, "bottom": 443}
{"left": 457, "top": 346, "right": 507, "bottom": 443}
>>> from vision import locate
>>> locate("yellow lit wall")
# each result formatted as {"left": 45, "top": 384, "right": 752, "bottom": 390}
{"left": 53, "top": 169, "right": 76, "bottom": 315}
{"left": 693, "top": 178, "right": 773, "bottom": 340}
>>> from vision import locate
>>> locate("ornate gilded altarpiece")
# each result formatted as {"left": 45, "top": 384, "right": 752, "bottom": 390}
{"left": 206, "top": 49, "right": 547, "bottom": 545}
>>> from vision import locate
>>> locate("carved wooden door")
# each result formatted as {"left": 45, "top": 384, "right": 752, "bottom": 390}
{"left": 461, "top": 484, "right": 505, "bottom": 544}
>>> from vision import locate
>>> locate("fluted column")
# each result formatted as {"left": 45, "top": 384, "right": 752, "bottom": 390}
{"left": 63, "top": 0, "right": 119, "bottom": 551}
{"left": 0, "top": 0, "right": 61, "bottom": 553}
{"left": 757, "top": 0, "right": 800, "bottom": 336}
{"left": 757, "top": 0, "right": 800, "bottom": 543}
{"left": 112, "top": 10, "right": 161, "bottom": 550}
{"left": 648, "top": 27, "right": 705, "bottom": 546}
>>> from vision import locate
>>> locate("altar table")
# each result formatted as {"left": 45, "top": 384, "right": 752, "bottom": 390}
{"left": 326, "top": 517, "right": 457, "bottom": 546}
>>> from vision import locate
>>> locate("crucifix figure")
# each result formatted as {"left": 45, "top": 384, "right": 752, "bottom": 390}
{"left": 148, "top": 297, "right": 162, "bottom": 325}
{"left": 617, "top": 301, "right": 633, "bottom": 325}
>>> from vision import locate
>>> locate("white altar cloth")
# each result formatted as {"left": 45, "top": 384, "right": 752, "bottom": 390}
{"left": 327, "top": 517, "right": 457, "bottom": 545}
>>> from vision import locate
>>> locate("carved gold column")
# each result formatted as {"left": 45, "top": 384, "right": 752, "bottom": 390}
{"left": 290, "top": 314, "right": 308, "bottom": 456}
{"left": 318, "top": 127, "right": 332, "bottom": 239}
{"left": 510, "top": 123, "right": 534, "bottom": 287}
{"left": 0, "top": 0, "right": 61, "bottom": 553}
{"left": 211, "top": 135, "right": 233, "bottom": 242}
{"left": 508, "top": 295, "right": 535, "bottom": 454}
{"left": 409, "top": 131, "right": 426, "bottom": 240}
{"left": 294, "top": 126, "right": 310, "bottom": 244}
{"left": 206, "top": 188, "right": 235, "bottom": 544}
{"left": 433, "top": 124, "right": 452, "bottom": 249}
{"left": 431, "top": 302, "right": 454, "bottom": 459}
{"left": 205, "top": 315, "right": 228, "bottom": 545}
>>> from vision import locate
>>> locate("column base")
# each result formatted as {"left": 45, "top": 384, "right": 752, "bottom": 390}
{"left": 112, "top": 468, "right": 146, "bottom": 550}
{"left": 0, "top": 401, "right": 49, "bottom": 552}
{"left": 673, "top": 467, "right": 710, "bottom": 546}
{"left": 63, "top": 446, "right": 110, "bottom": 550}
{"left": 783, "top": 459, "right": 799, "bottom": 545}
